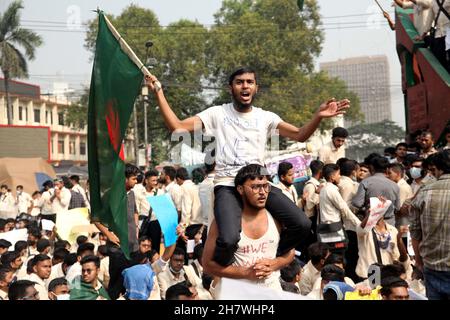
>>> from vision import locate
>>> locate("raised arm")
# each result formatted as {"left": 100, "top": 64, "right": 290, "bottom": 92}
{"left": 146, "top": 75, "right": 203, "bottom": 132}
{"left": 277, "top": 99, "right": 349, "bottom": 142}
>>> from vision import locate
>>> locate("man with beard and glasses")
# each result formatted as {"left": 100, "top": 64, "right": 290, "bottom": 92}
{"left": 146, "top": 67, "right": 350, "bottom": 268}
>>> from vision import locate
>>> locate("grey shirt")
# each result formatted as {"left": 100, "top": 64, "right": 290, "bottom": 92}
{"left": 352, "top": 173, "right": 400, "bottom": 224}
{"left": 127, "top": 190, "right": 139, "bottom": 253}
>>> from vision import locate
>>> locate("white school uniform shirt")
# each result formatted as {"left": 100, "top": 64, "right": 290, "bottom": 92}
{"left": 16, "top": 191, "right": 32, "bottom": 214}
{"left": 197, "top": 103, "right": 282, "bottom": 187}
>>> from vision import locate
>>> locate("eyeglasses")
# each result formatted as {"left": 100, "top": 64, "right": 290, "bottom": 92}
{"left": 245, "top": 183, "right": 271, "bottom": 194}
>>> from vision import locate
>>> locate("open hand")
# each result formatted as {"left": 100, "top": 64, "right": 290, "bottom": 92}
{"left": 317, "top": 98, "right": 350, "bottom": 119}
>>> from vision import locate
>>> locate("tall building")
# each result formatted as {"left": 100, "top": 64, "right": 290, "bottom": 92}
{"left": 0, "top": 78, "right": 135, "bottom": 165}
{"left": 320, "top": 55, "right": 391, "bottom": 125}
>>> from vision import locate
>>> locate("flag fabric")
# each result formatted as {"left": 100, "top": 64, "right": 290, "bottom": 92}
{"left": 88, "top": 11, "right": 143, "bottom": 258}
{"left": 297, "top": 0, "right": 305, "bottom": 11}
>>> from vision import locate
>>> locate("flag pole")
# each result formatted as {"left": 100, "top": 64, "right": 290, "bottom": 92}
{"left": 374, "top": 0, "right": 387, "bottom": 13}
{"left": 102, "top": 13, "right": 161, "bottom": 90}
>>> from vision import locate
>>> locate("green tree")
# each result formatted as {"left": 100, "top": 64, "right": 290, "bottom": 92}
{"left": 346, "top": 121, "right": 406, "bottom": 162}
{"left": 0, "top": 0, "right": 43, "bottom": 124}
{"left": 208, "top": 0, "right": 362, "bottom": 130}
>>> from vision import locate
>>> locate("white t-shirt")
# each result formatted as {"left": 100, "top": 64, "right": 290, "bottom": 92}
{"left": 197, "top": 103, "right": 282, "bottom": 186}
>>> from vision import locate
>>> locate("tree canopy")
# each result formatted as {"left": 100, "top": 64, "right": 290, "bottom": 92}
{"left": 79, "top": 0, "right": 363, "bottom": 165}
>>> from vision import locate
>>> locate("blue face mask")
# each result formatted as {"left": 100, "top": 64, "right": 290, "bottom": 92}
{"left": 409, "top": 167, "right": 422, "bottom": 179}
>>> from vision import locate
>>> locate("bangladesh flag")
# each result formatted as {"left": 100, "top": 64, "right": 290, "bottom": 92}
{"left": 297, "top": 0, "right": 304, "bottom": 11}
{"left": 88, "top": 11, "right": 143, "bottom": 258}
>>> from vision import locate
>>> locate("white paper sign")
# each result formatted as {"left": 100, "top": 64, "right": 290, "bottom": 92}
{"left": 217, "top": 278, "right": 313, "bottom": 300}
{"left": 186, "top": 239, "right": 196, "bottom": 254}
{"left": 364, "top": 197, "right": 392, "bottom": 232}
{"left": 0, "top": 228, "right": 28, "bottom": 251}
{"left": 41, "top": 219, "right": 55, "bottom": 231}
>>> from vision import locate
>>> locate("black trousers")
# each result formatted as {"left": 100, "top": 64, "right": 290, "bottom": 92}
{"left": 106, "top": 242, "right": 132, "bottom": 300}
{"left": 430, "top": 36, "right": 450, "bottom": 73}
{"left": 213, "top": 185, "right": 311, "bottom": 266}
{"left": 345, "top": 230, "right": 360, "bottom": 283}
{"left": 146, "top": 220, "right": 162, "bottom": 253}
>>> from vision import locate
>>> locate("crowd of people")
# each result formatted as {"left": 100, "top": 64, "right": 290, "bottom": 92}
{"left": 1, "top": 66, "right": 449, "bottom": 301}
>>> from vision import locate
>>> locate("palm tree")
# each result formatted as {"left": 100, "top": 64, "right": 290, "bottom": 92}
{"left": 0, "top": 0, "right": 42, "bottom": 124}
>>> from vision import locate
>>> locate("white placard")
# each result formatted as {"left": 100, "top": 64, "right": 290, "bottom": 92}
{"left": 186, "top": 239, "right": 196, "bottom": 254}
{"left": 41, "top": 219, "right": 55, "bottom": 231}
{"left": 0, "top": 228, "right": 28, "bottom": 251}
{"left": 364, "top": 197, "right": 392, "bottom": 232}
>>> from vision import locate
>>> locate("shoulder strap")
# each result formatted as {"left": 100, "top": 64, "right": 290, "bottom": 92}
{"left": 436, "top": 0, "right": 450, "bottom": 21}
{"left": 191, "top": 262, "right": 200, "bottom": 278}
{"left": 372, "top": 229, "right": 383, "bottom": 265}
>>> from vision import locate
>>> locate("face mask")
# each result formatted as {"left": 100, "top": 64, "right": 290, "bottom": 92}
{"left": 56, "top": 293, "right": 70, "bottom": 300}
{"left": 169, "top": 265, "right": 181, "bottom": 275}
{"left": 409, "top": 167, "right": 422, "bottom": 180}
{"left": 17, "top": 190, "right": 22, "bottom": 195}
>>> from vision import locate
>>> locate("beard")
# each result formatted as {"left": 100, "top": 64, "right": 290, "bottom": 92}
{"left": 232, "top": 92, "right": 253, "bottom": 111}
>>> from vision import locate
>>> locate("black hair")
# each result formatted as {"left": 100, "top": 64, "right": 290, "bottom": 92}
{"left": 136, "top": 173, "right": 144, "bottom": 184}
{"left": 0, "top": 239, "right": 12, "bottom": 249}
{"left": 0, "top": 219, "right": 6, "bottom": 230}
{"left": 308, "top": 242, "right": 329, "bottom": 265}
{"left": 53, "top": 248, "right": 70, "bottom": 263}
{"left": 146, "top": 249, "right": 159, "bottom": 262}
{"left": 404, "top": 154, "right": 423, "bottom": 167}
{"left": 0, "top": 184, "right": 8, "bottom": 189}
{"left": 321, "top": 264, "right": 345, "bottom": 282}
{"left": 234, "top": 164, "right": 269, "bottom": 187}
{"left": 31, "top": 191, "right": 40, "bottom": 197}
{"left": 16, "top": 185, "right": 24, "bottom": 190}
{"left": 76, "top": 235, "right": 88, "bottom": 245}
{"left": 228, "top": 67, "right": 257, "bottom": 85}
{"left": 54, "top": 240, "right": 70, "bottom": 250}
{"left": 380, "top": 276, "right": 408, "bottom": 297}
{"left": 5, "top": 218, "right": 15, "bottom": 224}
{"left": 433, "top": 150, "right": 450, "bottom": 174}
{"left": 387, "top": 163, "right": 405, "bottom": 175}
{"left": 322, "top": 163, "right": 340, "bottom": 181}
{"left": 193, "top": 243, "right": 204, "bottom": 261}
{"left": 1, "top": 251, "right": 21, "bottom": 267}
{"left": 27, "top": 226, "right": 41, "bottom": 239}
{"left": 80, "top": 254, "right": 100, "bottom": 268}
{"left": 280, "top": 259, "right": 302, "bottom": 283}
{"left": 163, "top": 166, "right": 177, "bottom": 181}
{"left": 332, "top": 127, "right": 348, "bottom": 138}
{"left": 172, "top": 246, "right": 186, "bottom": 258}
{"left": 165, "top": 282, "right": 193, "bottom": 300}
{"left": 336, "top": 157, "right": 349, "bottom": 169}
{"left": 384, "top": 147, "right": 396, "bottom": 156}
{"left": 204, "top": 161, "right": 216, "bottom": 174}
{"left": 138, "top": 236, "right": 151, "bottom": 244}
{"left": 175, "top": 167, "right": 189, "bottom": 181}
{"left": 97, "top": 245, "right": 108, "bottom": 257}
{"left": 370, "top": 156, "right": 390, "bottom": 173}
{"left": 364, "top": 153, "right": 381, "bottom": 165}
{"left": 77, "top": 242, "right": 95, "bottom": 257}
{"left": 381, "top": 262, "right": 406, "bottom": 279}
{"left": 278, "top": 162, "right": 293, "bottom": 178}
{"left": 42, "top": 180, "right": 54, "bottom": 189}
{"left": 192, "top": 167, "right": 206, "bottom": 185}
{"left": 31, "top": 254, "right": 51, "bottom": 268}
{"left": 36, "top": 239, "right": 51, "bottom": 253}
{"left": 69, "top": 175, "right": 80, "bottom": 183}
{"left": 144, "top": 169, "right": 159, "bottom": 179}
{"left": 324, "top": 253, "right": 345, "bottom": 267}
{"left": 48, "top": 277, "right": 68, "bottom": 293}
{"left": 8, "top": 280, "right": 36, "bottom": 300}
{"left": 125, "top": 163, "right": 140, "bottom": 179}
{"left": 339, "top": 159, "right": 357, "bottom": 177}
{"left": 130, "top": 251, "right": 148, "bottom": 265}
{"left": 0, "top": 265, "right": 13, "bottom": 282}
{"left": 63, "top": 253, "right": 78, "bottom": 268}
{"left": 395, "top": 142, "right": 408, "bottom": 150}
{"left": 310, "top": 160, "right": 324, "bottom": 176}
{"left": 421, "top": 131, "right": 434, "bottom": 139}
{"left": 61, "top": 176, "right": 73, "bottom": 189}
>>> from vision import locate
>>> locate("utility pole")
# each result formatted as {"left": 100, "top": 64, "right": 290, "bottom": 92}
{"left": 133, "top": 101, "right": 139, "bottom": 165}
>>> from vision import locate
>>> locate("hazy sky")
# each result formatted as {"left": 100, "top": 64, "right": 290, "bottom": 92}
{"left": 0, "top": 0, "right": 405, "bottom": 127}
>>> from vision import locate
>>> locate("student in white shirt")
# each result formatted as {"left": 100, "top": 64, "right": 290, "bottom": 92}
{"left": 146, "top": 67, "right": 349, "bottom": 268}
{"left": 198, "top": 162, "right": 215, "bottom": 231}
{"left": 318, "top": 164, "right": 361, "bottom": 252}
{"left": 160, "top": 166, "right": 183, "bottom": 213}
{"left": 15, "top": 185, "right": 32, "bottom": 214}
{"left": 275, "top": 161, "right": 300, "bottom": 205}
{"left": 318, "top": 127, "right": 348, "bottom": 165}
{"left": 24, "top": 254, "right": 52, "bottom": 300}
{"left": 49, "top": 178, "right": 71, "bottom": 223}
{"left": 69, "top": 175, "right": 90, "bottom": 209}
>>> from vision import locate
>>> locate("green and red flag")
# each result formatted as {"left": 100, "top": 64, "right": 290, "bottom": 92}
{"left": 88, "top": 11, "right": 144, "bottom": 258}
